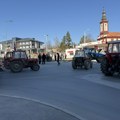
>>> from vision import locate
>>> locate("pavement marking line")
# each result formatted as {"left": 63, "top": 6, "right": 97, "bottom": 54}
{"left": 0, "top": 94, "right": 86, "bottom": 120}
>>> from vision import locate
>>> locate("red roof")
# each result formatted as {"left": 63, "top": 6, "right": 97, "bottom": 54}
{"left": 107, "top": 32, "right": 120, "bottom": 37}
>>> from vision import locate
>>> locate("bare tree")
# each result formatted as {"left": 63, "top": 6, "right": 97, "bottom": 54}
{"left": 80, "top": 34, "right": 94, "bottom": 44}
{"left": 53, "top": 37, "right": 60, "bottom": 48}
{"left": 46, "top": 40, "right": 52, "bottom": 50}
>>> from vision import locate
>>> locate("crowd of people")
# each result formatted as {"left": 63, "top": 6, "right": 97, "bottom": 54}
{"left": 38, "top": 52, "right": 61, "bottom": 65}
{"left": 38, "top": 53, "right": 46, "bottom": 64}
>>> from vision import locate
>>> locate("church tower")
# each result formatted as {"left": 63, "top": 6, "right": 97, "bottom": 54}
{"left": 100, "top": 9, "right": 109, "bottom": 35}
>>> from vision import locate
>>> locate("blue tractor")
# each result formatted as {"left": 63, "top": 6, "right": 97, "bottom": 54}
{"left": 83, "top": 47, "right": 105, "bottom": 63}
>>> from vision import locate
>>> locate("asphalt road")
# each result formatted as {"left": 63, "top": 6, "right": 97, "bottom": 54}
{"left": 0, "top": 61, "right": 120, "bottom": 120}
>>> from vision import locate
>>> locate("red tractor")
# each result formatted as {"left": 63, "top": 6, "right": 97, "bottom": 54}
{"left": 3, "top": 50, "right": 40, "bottom": 73}
{"left": 101, "top": 40, "right": 120, "bottom": 76}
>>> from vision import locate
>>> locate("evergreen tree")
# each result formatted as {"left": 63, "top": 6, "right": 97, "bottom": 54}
{"left": 59, "top": 31, "right": 72, "bottom": 52}
{"left": 59, "top": 36, "right": 67, "bottom": 52}
{"left": 65, "top": 32, "right": 72, "bottom": 48}
{"left": 80, "top": 36, "right": 85, "bottom": 44}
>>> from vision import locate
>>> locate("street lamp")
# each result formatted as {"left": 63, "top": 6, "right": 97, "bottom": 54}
{"left": 44, "top": 34, "right": 48, "bottom": 52}
{"left": 83, "top": 29, "right": 90, "bottom": 43}
{"left": 5, "top": 20, "right": 13, "bottom": 40}
{"left": 83, "top": 32, "right": 86, "bottom": 43}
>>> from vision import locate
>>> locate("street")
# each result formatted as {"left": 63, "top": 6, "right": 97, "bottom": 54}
{"left": 0, "top": 61, "right": 120, "bottom": 120}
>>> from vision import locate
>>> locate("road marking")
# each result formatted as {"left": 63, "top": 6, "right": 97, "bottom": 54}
{"left": 0, "top": 94, "right": 85, "bottom": 120}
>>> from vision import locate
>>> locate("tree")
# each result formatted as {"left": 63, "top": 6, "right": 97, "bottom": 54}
{"left": 59, "top": 31, "right": 72, "bottom": 51}
{"left": 80, "top": 36, "right": 85, "bottom": 44}
{"left": 46, "top": 40, "right": 52, "bottom": 51}
{"left": 59, "top": 36, "right": 67, "bottom": 52}
{"left": 53, "top": 37, "right": 60, "bottom": 51}
{"left": 65, "top": 32, "right": 72, "bottom": 48}
{"left": 53, "top": 37, "right": 60, "bottom": 48}
{"left": 80, "top": 34, "right": 94, "bottom": 44}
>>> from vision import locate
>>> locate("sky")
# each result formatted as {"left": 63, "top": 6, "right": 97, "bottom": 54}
{"left": 0, "top": 0, "right": 120, "bottom": 45}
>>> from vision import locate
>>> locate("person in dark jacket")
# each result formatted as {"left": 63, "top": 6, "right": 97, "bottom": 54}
{"left": 54, "top": 53, "right": 56, "bottom": 61}
{"left": 42, "top": 53, "right": 46, "bottom": 64}
{"left": 56, "top": 52, "right": 60, "bottom": 65}
{"left": 0, "top": 63, "right": 3, "bottom": 72}
{"left": 38, "top": 53, "right": 42, "bottom": 64}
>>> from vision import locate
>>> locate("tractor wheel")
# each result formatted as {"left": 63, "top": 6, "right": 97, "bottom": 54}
{"left": 72, "top": 61, "right": 77, "bottom": 69}
{"left": 31, "top": 64, "right": 40, "bottom": 71}
{"left": 101, "top": 59, "right": 113, "bottom": 76}
{"left": 10, "top": 61, "right": 23, "bottom": 73}
{"left": 84, "top": 60, "right": 91, "bottom": 70}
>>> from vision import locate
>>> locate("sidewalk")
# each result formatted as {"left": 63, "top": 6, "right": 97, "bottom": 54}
{"left": 0, "top": 95, "right": 80, "bottom": 120}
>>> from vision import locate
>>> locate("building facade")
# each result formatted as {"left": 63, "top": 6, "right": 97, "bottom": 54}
{"left": 0, "top": 37, "right": 44, "bottom": 58}
{"left": 77, "top": 9, "right": 120, "bottom": 50}
{"left": 97, "top": 9, "right": 120, "bottom": 49}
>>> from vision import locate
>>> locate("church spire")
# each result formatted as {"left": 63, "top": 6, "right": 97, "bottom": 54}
{"left": 100, "top": 8, "right": 109, "bottom": 35}
{"left": 102, "top": 8, "right": 107, "bottom": 20}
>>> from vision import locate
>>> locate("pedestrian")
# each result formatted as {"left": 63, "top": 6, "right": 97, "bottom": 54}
{"left": 56, "top": 52, "right": 60, "bottom": 65}
{"left": 42, "top": 53, "right": 46, "bottom": 64}
{"left": 38, "top": 53, "right": 42, "bottom": 64}
{"left": 0, "top": 62, "right": 3, "bottom": 72}
{"left": 65, "top": 54, "right": 67, "bottom": 59}
{"left": 54, "top": 53, "right": 56, "bottom": 61}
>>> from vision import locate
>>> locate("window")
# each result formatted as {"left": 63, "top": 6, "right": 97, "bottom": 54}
{"left": 21, "top": 52, "right": 27, "bottom": 58}
{"left": 26, "top": 46, "right": 29, "bottom": 48}
{"left": 108, "top": 44, "right": 112, "bottom": 53}
{"left": 75, "top": 50, "right": 85, "bottom": 57}
{"left": 113, "top": 44, "right": 119, "bottom": 53}
{"left": 13, "top": 51, "right": 27, "bottom": 58}
{"left": 67, "top": 51, "right": 73, "bottom": 56}
{"left": 69, "top": 52, "right": 73, "bottom": 55}
{"left": 14, "top": 52, "right": 21, "bottom": 58}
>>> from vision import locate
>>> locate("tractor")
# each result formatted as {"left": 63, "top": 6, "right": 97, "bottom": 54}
{"left": 72, "top": 49, "right": 93, "bottom": 70}
{"left": 83, "top": 47, "right": 105, "bottom": 63}
{"left": 3, "top": 49, "right": 40, "bottom": 73}
{"left": 101, "top": 40, "right": 120, "bottom": 76}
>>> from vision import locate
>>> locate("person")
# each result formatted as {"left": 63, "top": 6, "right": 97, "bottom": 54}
{"left": 38, "top": 53, "right": 41, "bottom": 64}
{"left": 54, "top": 53, "right": 56, "bottom": 61}
{"left": 56, "top": 52, "right": 60, "bottom": 65}
{"left": 0, "top": 62, "right": 3, "bottom": 72}
{"left": 29, "top": 54, "right": 31, "bottom": 58}
{"left": 42, "top": 53, "right": 46, "bottom": 64}
{"left": 65, "top": 54, "right": 67, "bottom": 59}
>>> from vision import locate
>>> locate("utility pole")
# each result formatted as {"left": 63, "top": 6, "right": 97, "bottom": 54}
{"left": 44, "top": 34, "right": 48, "bottom": 52}
{"left": 84, "top": 32, "right": 86, "bottom": 43}
{"left": 5, "top": 20, "right": 13, "bottom": 41}
{"left": 83, "top": 29, "right": 90, "bottom": 43}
